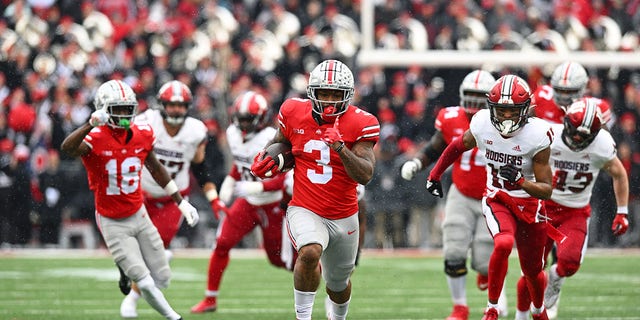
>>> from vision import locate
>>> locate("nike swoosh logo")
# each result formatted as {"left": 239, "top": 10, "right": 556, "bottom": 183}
{"left": 135, "top": 148, "right": 144, "bottom": 153}
{"left": 347, "top": 229, "right": 356, "bottom": 235}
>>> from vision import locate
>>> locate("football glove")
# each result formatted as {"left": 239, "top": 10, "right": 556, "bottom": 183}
{"left": 210, "top": 199, "right": 228, "bottom": 220}
{"left": 401, "top": 158, "right": 422, "bottom": 181}
{"left": 321, "top": 117, "right": 343, "bottom": 147}
{"left": 89, "top": 109, "right": 110, "bottom": 127}
{"left": 178, "top": 200, "right": 199, "bottom": 227}
{"left": 426, "top": 179, "right": 443, "bottom": 198}
{"left": 498, "top": 163, "right": 524, "bottom": 185}
{"left": 251, "top": 150, "right": 278, "bottom": 178}
{"left": 612, "top": 213, "right": 629, "bottom": 236}
{"left": 234, "top": 181, "right": 264, "bottom": 198}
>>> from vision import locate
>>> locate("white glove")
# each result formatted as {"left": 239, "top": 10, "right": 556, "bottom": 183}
{"left": 178, "top": 200, "right": 199, "bottom": 227}
{"left": 401, "top": 158, "right": 422, "bottom": 181}
{"left": 89, "top": 109, "right": 110, "bottom": 127}
{"left": 234, "top": 181, "right": 264, "bottom": 198}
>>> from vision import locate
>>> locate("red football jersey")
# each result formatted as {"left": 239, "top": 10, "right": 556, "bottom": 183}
{"left": 435, "top": 106, "right": 486, "bottom": 200}
{"left": 278, "top": 98, "right": 379, "bottom": 219}
{"left": 533, "top": 85, "right": 611, "bottom": 124}
{"left": 81, "top": 123, "right": 156, "bottom": 219}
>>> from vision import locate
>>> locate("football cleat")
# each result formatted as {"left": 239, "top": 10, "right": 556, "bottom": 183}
{"left": 117, "top": 265, "right": 131, "bottom": 296}
{"left": 481, "top": 307, "right": 499, "bottom": 320}
{"left": 191, "top": 296, "right": 218, "bottom": 313}
{"left": 446, "top": 304, "right": 469, "bottom": 320}
{"left": 546, "top": 297, "right": 559, "bottom": 319}
{"left": 120, "top": 295, "right": 138, "bottom": 318}
{"left": 531, "top": 309, "right": 549, "bottom": 320}
{"left": 544, "top": 265, "right": 564, "bottom": 310}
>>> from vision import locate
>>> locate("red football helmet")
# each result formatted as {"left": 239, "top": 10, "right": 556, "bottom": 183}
{"left": 232, "top": 91, "right": 269, "bottom": 137}
{"left": 562, "top": 98, "right": 602, "bottom": 151}
{"left": 157, "top": 80, "right": 193, "bottom": 125}
{"left": 487, "top": 75, "right": 532, "bottom": 135}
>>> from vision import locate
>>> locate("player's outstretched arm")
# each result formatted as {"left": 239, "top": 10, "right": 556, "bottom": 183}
{"left": 401, "top": 131, "right": 447, "bottom": 181}
{"left": 60, "top": 123, "right": 93, "bottom": 157}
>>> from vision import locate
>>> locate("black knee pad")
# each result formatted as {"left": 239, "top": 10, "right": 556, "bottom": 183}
{"left": 444, "top": 259, "right": 468, "bottom": 278}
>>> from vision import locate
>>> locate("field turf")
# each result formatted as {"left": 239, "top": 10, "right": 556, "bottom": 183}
{"left": 1, "top": 248, "right": 639, "bottom": 319}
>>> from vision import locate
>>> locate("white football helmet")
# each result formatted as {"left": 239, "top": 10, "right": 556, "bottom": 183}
{"left": 307, "top": 59, "right": 354, "bottom": 123}
{"left": 459, "top": 69, "right": 495, "bottom": 114}
{"left": 157, "top": 80, "right": 193, "bottom": 125}
{"left": 94, "top": 79, "right": 138, "bottom": 129}
{"left": 232, "top": 91, "right": 269, "bottom": 137}
{"left": 550, "top": 61, "right": 588, "bottom": 108}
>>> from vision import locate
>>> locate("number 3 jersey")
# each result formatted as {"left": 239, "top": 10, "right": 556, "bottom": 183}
{"left": 549, "top": 123, "right": 617, "bottom": 208}
{"left": 136, "top": 109, "right": 207, "bottom": 198}
{"left": 435, "top": 106, "right": 486, "bottom": 200}
{"left": 470, "top": 109, "right": 552, "bottom": 198}
{"left": 81, "top": 124, "right": 155, "bottom": 219}
{"left": 278, "top": 98, "right": 379, "bottom": 220}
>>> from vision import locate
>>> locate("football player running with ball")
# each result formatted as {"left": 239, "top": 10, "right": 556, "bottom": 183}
{"left": 191, "top": 91, "right": 297, "bottom": 313}
{"left": 119, "top": 80, "right": 227, "bottom": 317}
{"left": 251, "top": 59, "right": 379, "bottom": 320}
{"left": 401, "top": 70, "right": 508, "bottom": 320}
{"left": 426, "top": 75, "right": 554, "bottom": 320}
{"left": 61, "top": 80, "right": 198, "bottom": 320}
{"left": 514, "top": 98, "right": 629, "bottom": 320}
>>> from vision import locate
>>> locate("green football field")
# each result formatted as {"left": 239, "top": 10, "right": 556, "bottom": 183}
{"left": 1, "top": 249, "right": 639, "bottom": 319}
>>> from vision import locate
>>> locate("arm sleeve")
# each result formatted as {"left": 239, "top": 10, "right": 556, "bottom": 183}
{"left": 429, "top": 136, "right": 466, "bottom": 181}
{"left": 191, "top": 160, "right": 212, "bottom": 187}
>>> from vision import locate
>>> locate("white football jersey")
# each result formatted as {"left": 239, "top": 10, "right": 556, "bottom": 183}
{"left": 137, "top": 109, "right": 207, "bottom": 198}
{"left": 470, "top": 109, "right": 553, "bottom": 198}
{"left": 226, "top": 124, "right": 282, "bottom": 205}
{"left": 549, "top": 123, "right": 617, "bottom": 208}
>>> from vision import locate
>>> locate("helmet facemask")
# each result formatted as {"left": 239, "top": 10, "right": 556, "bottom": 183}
{"left": 157, "top": 80, "right": 192, "bottom": 126}
{"left": 459, "top": 70, "right": 495, "bottom": 114}
{"left": 561, "top": 99, "right": 602, "bottom": 151}
{"left": 232, "top": 91, "right": 269, "bottom": 139}
{"left": 307, "top": 59, "right": 355, "bottom": 123}
{"left": 487, "top": 75, "right": 532, "bottom": 135}
{"left": 94, "top": 80, "right": 138, "bottom": 130}
{"left": 550, "top": 62, "right": 588, "bottom": 109}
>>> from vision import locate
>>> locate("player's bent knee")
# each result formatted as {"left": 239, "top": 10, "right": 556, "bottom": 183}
{"left": 444, "top": 259, "right": 468, "bottom": 277}
{"left": 560, "top": 261, "right": 580, "bottom": 277}
{"left": 324, "top": 265, "right": 353, "bottom": 293}
{"left": 298, "top": 244, "right": 322, "bottom": 265}
{"left": 493, "top": 234, "right": 515, "bottom": 254}
{"left": 153, "top": 266, "right": 172, "bottom": 289}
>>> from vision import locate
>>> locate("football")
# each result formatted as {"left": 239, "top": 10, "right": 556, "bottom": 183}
{"left": 265, "top": 142, "right": 295, "bottom": 172}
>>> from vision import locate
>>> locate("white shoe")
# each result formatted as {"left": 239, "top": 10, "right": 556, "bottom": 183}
{"left": 120, "top": 295, "right": 138, "bottom": 318}
{"left": 544, "top": 264, "right": 564, "bottom": 309}
{"left": 546, "top": 295, "right": 560, "bottom": 319}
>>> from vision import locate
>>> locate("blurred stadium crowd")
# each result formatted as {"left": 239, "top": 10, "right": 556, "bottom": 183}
{"left": 0, "top": 0, "right": 639, "bottom": 249}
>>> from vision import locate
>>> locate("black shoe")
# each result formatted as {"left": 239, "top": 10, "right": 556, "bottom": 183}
{"left": 118, "top": 265, "right": 131, "bottom": 295}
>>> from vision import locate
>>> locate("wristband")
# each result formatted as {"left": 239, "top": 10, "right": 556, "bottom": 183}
{"left": 205, "top": 188, "right": 219, "bottom": 201}
{"left": 617, "top": 206, "right": 629, "bottom": 214}
{"left": 411, "top": 158, "right": 423, "bottom": 171}
{"left": 163, "top": 180, "right": 178, "bottom": 196}
{"left": 335, "top": 142, "right": 345, "bottom": 153}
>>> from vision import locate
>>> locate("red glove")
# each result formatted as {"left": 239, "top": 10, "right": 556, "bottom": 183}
{"left": 210, "top": 198, "right": 229, "bottom": 220}
{"left": 250, "top": 150, "right": 278, "bottom": 178}
{"left": 322, "top": 117, "right": 343, "bottom": 146}
{"left": 612, "top": 213, "right": 629, "bottom": 236}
